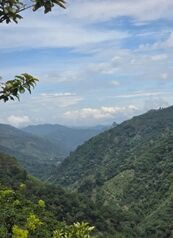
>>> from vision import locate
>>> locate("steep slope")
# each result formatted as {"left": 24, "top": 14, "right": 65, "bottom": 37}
{"left": 23, "top": 124, "right": 108, "bottom": 155}
{"left": 53, "top": 107, "right": 173, "bottom": 187}
{"left": 52, "top": 106, "right": 173, "bottom": 237}
{"left": 0, "top": 153, "right": 124, "bottom": 237}
{"left": 0, "top": 124, "right": 64, "bottom": 179}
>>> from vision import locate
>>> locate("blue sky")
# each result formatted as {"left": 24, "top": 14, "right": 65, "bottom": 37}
{"left": 0, "top": 0, "right": 173, "bottom": 127}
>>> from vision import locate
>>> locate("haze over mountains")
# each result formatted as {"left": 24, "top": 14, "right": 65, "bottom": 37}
{"left": 0, "top": 123, "right": 108, "bottom": 179}
{"left": 22, "top": 123, "right": 109, "bottom": 155}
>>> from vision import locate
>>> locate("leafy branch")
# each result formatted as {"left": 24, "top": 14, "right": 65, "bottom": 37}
{"left": 0, "top": 0, "right": 66, "bottom": 23}
{"left": 0, "top": 74, "right": 39, "bottom": 102}
{"left": 0, "top": 1, "right": 65, "bottom": 102}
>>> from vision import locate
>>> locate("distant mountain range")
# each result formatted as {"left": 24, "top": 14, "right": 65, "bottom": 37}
{"left": 0, "top": 123, "right": 109, "bottom": 179}
{"left": 0, "top": 123, "right": 64, "bottom": 179}
{"left": 22, "top": 124, "right": 109, "bottom": 155}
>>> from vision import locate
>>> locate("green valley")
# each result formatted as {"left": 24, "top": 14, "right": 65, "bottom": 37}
{"left": 1, "top": 1, "right": 172, "bottom": 237}
{"left": 0, "top": 123, "right": 107, "bottom": 180}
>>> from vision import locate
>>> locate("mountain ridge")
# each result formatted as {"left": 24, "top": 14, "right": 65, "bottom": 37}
{"left": 53, "top": 106, "right": 173, "bottom": 187}
{"left": 22, "top": 123, "right": 109, "bottom": 155}
{"left": 50, "top": 105, "right": 173, "bottom": 237}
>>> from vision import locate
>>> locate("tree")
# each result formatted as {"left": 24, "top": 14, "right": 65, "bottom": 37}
{"left": 0, "top": 74, "right": 38, "bottom": 102}
{"left": 0, "top": 0, "right": 66, "bottom": 102}
{"left": 0, "top": 0, "right": 66, "bottom": 24}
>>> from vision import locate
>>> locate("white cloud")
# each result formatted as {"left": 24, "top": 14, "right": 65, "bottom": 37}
{"left": 0, "top": 91, "right": 83, "bottom": 127}
{"left": 7, "top": 115, "right": 30, "bottom": 127}
{"left": 115, "top": 92, "right": 166, "bottom": 99}
{"left": 161, "top": 73, "right": 168, "bottom": 80}
{"left": 128, "top": 105, "right": 138, "bottom": 110}
{"left": 39, "top": 46, "right": 173, "bottom": 88}
{"left": 92, "top": 48, "right": 173, "bottom": 82}
{"left": 166, "top": 32, "right": 173, "bottom": 47}
{"left": 139, "top": 32, "right": 173, "bottom": 50}
{"left": 1, "top": 0, "right": 173, "bottom": 128}
{"left": 0, "top": 13, "right": 128, "bottom": 50}
{"left": 111, "top": 80, "right": 120, "bottom": 86}
{"left": 40, "top": 92, "right": 77, "bottom": 97}
{"left": 64, "top": 105, "right": 138, "bottom": 121}
{"left": 89, "top": 61, "right": 119, "bottom": 75}
{"left": 150, "top": 54, "right": 168, "bottom": 61}
{"left": 143, "top": 97, "right": 169, "bottom": 111}
{"left": 42, "top": 71, "right": 83, "bottom": 83}
{"left": 67, "top": 0, "right": 173, "bottom": 23}
{"left": 30, "top": 92, "right": 83, "bottom": 108}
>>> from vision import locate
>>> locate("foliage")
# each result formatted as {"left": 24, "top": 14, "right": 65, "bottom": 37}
{"left": 53, "top": 222, "right": 95, "bottom": 238}
{"left": 0, "top": 177, "right": 95, "bottom": 238}
{"left": 54, "top": 106, "right": 173, "bottom": 188}
{"left": 38, "top": 199, "right": 46, "bottom": 208}
{"left": 1, "top": 106, "right": 173, "bottom": 237}
{"left": 0, "top": 0, "right": 65, "bottom": 24}
{"left": 0, "top": 0, "right": 65, "bottom": 102}
{"left": 26, "top": 214, "right": 43, "bottom": 231}
{"left": 0, "top": 74, "right": 38, "bottom": 102}
{"left": 12, "top": 222, "right": 95, "bottom": 238}
{"left": 53, "top": 106, "right": 173, "bottom": 237}
{"left": 12, "top": 226, "right": 28, "bottom": 238}
{"left": 0, "top": 153, "right": 120, "bottom": 237}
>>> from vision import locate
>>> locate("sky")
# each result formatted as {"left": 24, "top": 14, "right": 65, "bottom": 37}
{"left": 0, "top": 0, "right": 173, "bottom": 127}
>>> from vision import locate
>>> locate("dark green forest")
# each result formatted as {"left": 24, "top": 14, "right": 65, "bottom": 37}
{"left": 0, "top": 1, "right": 172, "bottom": 237}
{"left": 1, "top": 106, "right": 173, "bottom": 237}
{"left": 0, "top": 153, "right": 122, "bottom": 237}
{"left": 52, "top": 106, "right": 173, "bottom": 237}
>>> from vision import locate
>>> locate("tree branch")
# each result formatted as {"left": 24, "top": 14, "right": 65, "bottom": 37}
{"left": 17, "top": 4, "right": 33, "bottom": 13}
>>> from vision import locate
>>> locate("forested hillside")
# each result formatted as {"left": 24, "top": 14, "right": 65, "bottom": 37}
{"left": 0, "top": 123, "right": 107, "bottom": 180}
{"left": 0, "top": 153, "right": 126, "bottom": 237}
{"left": 1, "top": 0, "right": 172, "bottom": 237}
{"left": 1, "top": 107, "right": 173, "bottom": 237}
{"left": 0, "top": 124, "right": 64, "bottom": 179}
{"left": 52, "top": 106, "right": 173, "bottom": 237}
